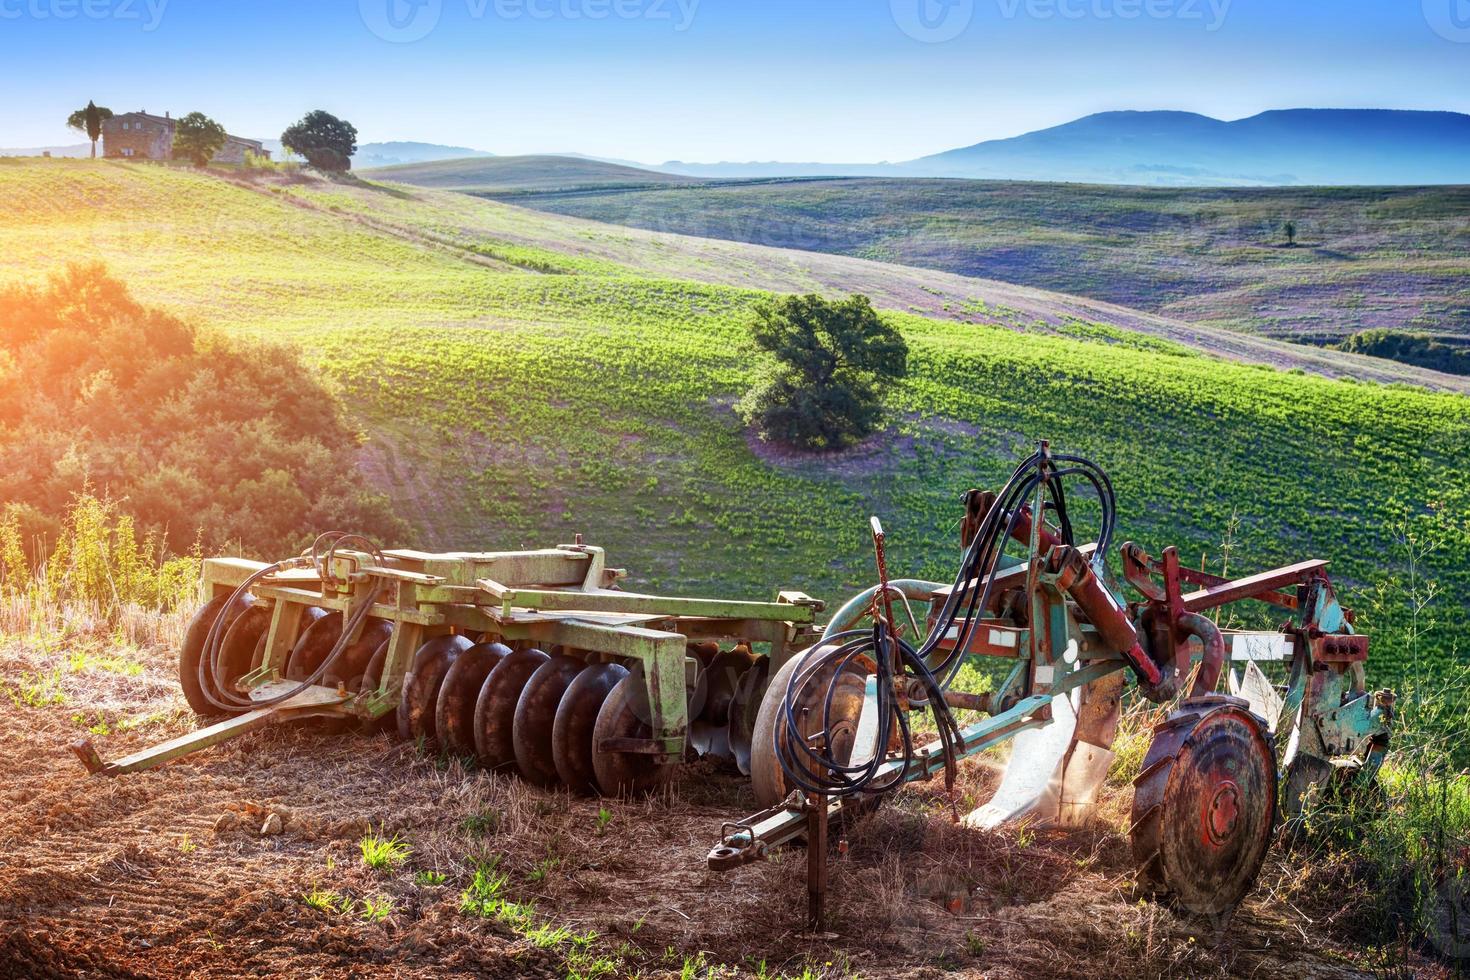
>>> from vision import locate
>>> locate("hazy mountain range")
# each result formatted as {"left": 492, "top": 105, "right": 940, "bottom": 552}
{"left": 658, "top": 109, "right": 1470, "bottom": 186}
{"left": 9, "top": 109, "right": 1468, "bottom": 186}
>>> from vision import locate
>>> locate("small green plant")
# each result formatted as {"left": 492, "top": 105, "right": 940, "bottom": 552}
{"left": 360, "top": 895, "right": 393, "bottom": 922}
{"left": 494, "top": 899, "right": 537, "bottom": 933}
{"left": 524, "top": 921, "right": 575, "bottom": 949}
{"left": 679, "top": 952, "right": 709, "bottom": 980}
{"left": 527, "top": 852, "right": 562, "bottom": 884}
{"left": 459, "top": 862, "right": 509, "bottom": 917}
{"left": 460, "top": 809, "right": 501, "bottom": 835}
{"left": 595, "top": 806, "right": 614, "bottom": 834}
{"left": 66, "top": 650, "right": 143, "bottom": 676}
{"left": 414, "top": 869, "right": 447, "bottom": 887}
{"left": 72, "top": 712, "right": 111, "bottom": 735}
{"left": 302, "top": 886, "right": 346, "bottom": 914}
{"left": 178, "top": 833, "right": 197, "bottom": 855}
{"left": 964, "top": 930, "right": 986, "bottom": 956}
{"left": 359, "top": 830, "right": 410, "bottom": 872}
{"left": 8, "top": 669, "right": 66, "bottom": 709}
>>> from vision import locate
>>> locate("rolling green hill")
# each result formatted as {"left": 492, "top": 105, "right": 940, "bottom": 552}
{"left": 360, "top": 154, "right": 708, "bottom": 194}
{"left": 486, "top": 177, "right": 1470, "bottom": 347}
{"left": 1, "top": 158, "right": 1466, "bottom": 684}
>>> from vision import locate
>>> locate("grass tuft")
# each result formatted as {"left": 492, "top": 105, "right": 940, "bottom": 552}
{"left": 359, "top": 830, "right": 411, "bottom": 872}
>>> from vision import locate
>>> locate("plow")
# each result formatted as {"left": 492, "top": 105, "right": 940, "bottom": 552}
{"left": 72, "top": 443, "right": 1393, "bottom": 928}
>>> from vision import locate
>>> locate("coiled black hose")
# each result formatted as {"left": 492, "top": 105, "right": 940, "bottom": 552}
{"left": 196, "top": 532, "right": 385, "bottom": 713}
{"left": 776, "top": 447, "right": 1117, "bottom": 798}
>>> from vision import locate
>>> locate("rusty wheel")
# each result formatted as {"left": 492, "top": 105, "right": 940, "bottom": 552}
{"left": 473, "top": 648, "right": 551, "bottom": 772}
{"left": 727, "top": 658, "right": 769, "bottom": 777}
{"left": 749, "top": 647, "right": 871, "bottom": 809}
{"left": 1131, "top": 695, "right": 1277, "bottom": 917}
{"left": 178, "top": 594, "right": 255, "bottom": 717}
{"left": 513, "top": 656, "right": 587, "bottom": 787}
{"left": 214, "top": 604, "right": 272, "bottom": 713}
{"left": 435, "top": 642, "right": 510, "bottom": 757}
{"left": 397, "top": 635, "right": 473, "bottom": 747}
{"left": 592, "top": 672, "right": 678, "bottom": 797}
{"left": 552, "top": 662, "right": 629, "bottom": 795}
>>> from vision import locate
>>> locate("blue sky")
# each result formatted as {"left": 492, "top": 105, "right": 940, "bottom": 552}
{"left": 4, "top": 0, "right": 1468, "bottom": 161}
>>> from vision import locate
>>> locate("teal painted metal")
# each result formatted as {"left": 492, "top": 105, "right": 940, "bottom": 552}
{"left": 709, "top": 524, "right": 1394, "bottom": 873}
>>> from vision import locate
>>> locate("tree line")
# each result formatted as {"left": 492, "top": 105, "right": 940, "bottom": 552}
{"left": 67, "top": 101, "right": 360, "bottom": 172}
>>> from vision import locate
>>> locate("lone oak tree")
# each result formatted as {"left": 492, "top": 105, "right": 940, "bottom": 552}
{"left": 281, "top": 110, "right": 358, "bottom": 172}
{"left": 738, "top": 293, "right": 908, "bottom": 451}
{"left": 172, "top": 112, "right": 227, "bottom": 167}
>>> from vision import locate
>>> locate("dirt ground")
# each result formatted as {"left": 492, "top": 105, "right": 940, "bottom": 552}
{"left": 0, "top": 632, "right": 1442, "bottom": 980}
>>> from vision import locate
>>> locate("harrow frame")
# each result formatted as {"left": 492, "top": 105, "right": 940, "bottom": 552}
{"left": 73, "top": 542, "right": 823, "bottom": 777}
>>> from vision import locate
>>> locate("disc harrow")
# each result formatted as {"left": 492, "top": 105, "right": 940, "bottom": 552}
{"left": 72, "top": 537, "right": 821, "bottom": 801}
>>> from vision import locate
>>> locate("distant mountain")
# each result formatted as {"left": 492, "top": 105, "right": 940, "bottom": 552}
{"left": 361, "top": 154, "right": 707, "bottom": 193}
{"left": 656, "top": 161, "right": 901, "bottom": 179}
{"left": 907, "top": 109, "right": 1470, "bottom": 186}
{"left": 257, "top": 140, "right": 493, "bottom": 169}
{"left": 645, "top": 110, "right": 1470, "bottom": 187}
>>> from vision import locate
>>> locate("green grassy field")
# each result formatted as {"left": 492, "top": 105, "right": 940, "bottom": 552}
{"left": 475, "top": 175, "right": 1470, "bottom": 345}
{"left": 361, "top": 154, "right": 709, "bottom": 194}
{"left": 2, "top": 158, "right": 1467, "bottom": 684}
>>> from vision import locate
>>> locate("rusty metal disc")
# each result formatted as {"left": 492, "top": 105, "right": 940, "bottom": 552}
{"left": 1131, "top": 695, "right": 1277, "bottom": 917}
{"left": 435, "top": 642, "right": 511, "bottom": 758}
{"left": 178, "top": 595, "right": 255, "bottom": 716}
{"left": 285, "top": 611, "right": 344, "bottom": 681}
{"left": 215, "top": 604, "right": 271, "bottom": 710}
{"left": 356, "top": 636, "right": 395, "bottom": 733}
{"left": 686, "top": 658, "right": 709, "bottom": 722}
{"left": 727, "top": 658, "right": 769, "bottom": 777}
{"left": 396, "top": 634, "right": 474, "bottom": 747}
{"left": 513, "top": 656, "right": 587, "bottom": 787}
{"left": 473, "top": 648, "right": 551, "bottom": 772}
{"left": 701, "top": 648, "right": 758, "bottom": 727}
{"left": 690, "top": 720, "right": 732, "bottom": 763}
{"left": 331, "top": 619, "right": 393, "bottom": 692}
{"left": 245, "top": 605, "right": 326, "bottom": 686}
{"left": 591, "top": 672, "right": 679, "bottom": 797}
{"left": 552, "top": 662, "right": 630, "bottom": 795}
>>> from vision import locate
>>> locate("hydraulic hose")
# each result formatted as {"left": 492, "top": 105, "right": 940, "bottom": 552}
{"left": 775, "top": 447, "right": 1124, "bottom": 799}
{"left": 196, "top": 533, "right": 385, "bottom": 713}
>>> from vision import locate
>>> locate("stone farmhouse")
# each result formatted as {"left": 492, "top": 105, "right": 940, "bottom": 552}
{"left": 101, "top": 111, "right": 270, "bottom": 164}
